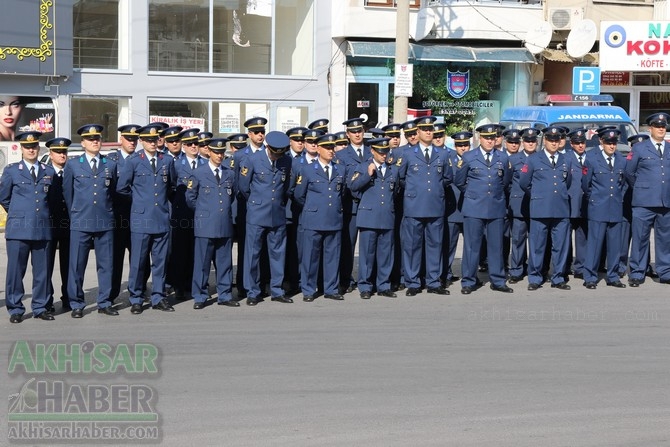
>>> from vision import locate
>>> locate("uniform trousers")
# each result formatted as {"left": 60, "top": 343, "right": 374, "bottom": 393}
{"left": 443, "top": 221, "right": 463, "bottom": 282}
{"left": 192, "top": 236, "right": 233, "bottom": 304}
{"left": 509, "top": 217, "right": 529, "bottom": 278}
{"left": 128, "top": 231, "right": 169, "bottom": 306}
{"left": 357, "top": 228, "right": 393, "bottom": 293}
{"left": 244, "top": 223, "right": 286, "bottom": 299}
{"left": 401, "top": 216, "right": 443, "bottom": 289}
{"left": 629, "top": 206, "right": 670, "bottom": 281}
{"left": 461, "top": 217, "right": 505, "bottom": 288}
{"left": 6, "top": 239, "right": 50, "bottom": 316}
{"left": 301, "top": 229, "right": 341, "bottom": 297}
{"left": 527, "top": 218, "right": 570, "bottom": 285}
{"left": 68, "top": 230, "right": 114, "bottom": 310}
{"left": 584, "top": 221, "right": 623, "bottom": 284}
{"left": 47, "top": 234, "right": 70, "bottom": 307}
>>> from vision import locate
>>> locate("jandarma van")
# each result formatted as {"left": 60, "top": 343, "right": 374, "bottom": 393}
{"left": 0, "top": 96, "right": 24, "bottom": 142}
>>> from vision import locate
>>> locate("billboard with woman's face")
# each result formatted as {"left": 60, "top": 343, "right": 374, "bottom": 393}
{"left": 0, "top": 96, "right": 55, "bottom": 142}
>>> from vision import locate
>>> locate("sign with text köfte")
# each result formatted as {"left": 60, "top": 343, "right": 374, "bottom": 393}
{"left": 395, "top": 64, "right": 413, "bottom": 97}
{"left": 600, "top": 21, "right": 670, "bottom": 71}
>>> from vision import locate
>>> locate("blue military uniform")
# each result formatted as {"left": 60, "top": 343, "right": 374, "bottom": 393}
{"left": 186, "top": 138, "right": 237, "bottom": 306}
{"left": 45, "top": 137, "right": 72, "bottom": 311}
{"left": 293, "top": 134, "right": 348, "bottom": 300}
{"left": 348, "top": 138, "right": 399, "bottom": 297}
{"left": 565, "top": 128, "right": 589, "bottom": 278}
{"left": 385, "top": 122, "right": 407, "bottom": 290}
{"left": 518, "top": 126, "right": 573, "bottom": 288}
{"left": 397, "top": 116, "right": 453, "bottom": 295}
{"left": 0, "top": 131, "right": 55, "bottom": 322}
{"left": 624, "top": 112, "right": 670, "bottom": 285}
{"left": 454, "top": 125, "right": 513, "bottom": 293}
{"left": 581, "top": 130, "right": 627, "bottom": 287}
{"left": 238, "top": 131, "right": 293, "bottom": 304}
{"left": 168, "top": 128, "right": 204, "bottom": 299}
{"left": 63, "top": 124, "right": 118, "bottom": 315}
{"left": 116, "top": 123, "right": 178, "bottom": 312}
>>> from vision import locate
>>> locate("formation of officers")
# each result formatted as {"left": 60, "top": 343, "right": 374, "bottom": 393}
{"left": 2, "top": 110, "right": 669, "bottom": 323}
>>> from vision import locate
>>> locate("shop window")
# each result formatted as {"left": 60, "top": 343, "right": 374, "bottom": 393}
{"left": 71, "top": 97, "right": 120, "bottom": 143}
{"left": 213, "top": 102, "right": 270, "bottom": 135}
{"left": 73, "top": 0, "right": 120, "bottom": 69}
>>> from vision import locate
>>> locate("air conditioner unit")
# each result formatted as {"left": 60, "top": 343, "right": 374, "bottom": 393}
{"left": 548, "top": 8, "right": 583, "bottom": 31}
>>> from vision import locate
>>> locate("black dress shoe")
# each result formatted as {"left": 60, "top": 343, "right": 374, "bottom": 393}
{"left": 646, "top": 270, "right": 659, "bottom": 279}
{"left": 324, "top": 293, "right": 344, "bottom": 300}
{"left": 152, "top": 299, "right": 175, "bottom": 312}
{"left": 303, "top": 295, "right": 315, "bottom": 302}
{"left": 427, "top": 287, "right": 450, "bottom": 295}
{"left": 584, "top": 282, "right": 597, "bottom": 289}
{"left": 71, "top": 308, "right": 84, "bottom": 319}
{"left": 378, "top": 290, "right": 397, "bottom": 298}
{"left": 660, "top": 278, "right": 670, "bottom": 284}
{"left": 97, "top": 307, "right": 119, "bottom": 316}
{"left": 9, "top": 313, "right": 23, "bottom": 324}
{"left": 46, "top": 305, "right": 56, "bottom": 314}
{"left": 246, "top": 298, "right": 259, "bottom": 306}
{"left": 405, "top": 287, "right": 421, "bottom": 297}
{"left": 345, "top": 284, "right": 357, "bottom": 293}
{"left": 271, "top": 295, "right": 293, "bottom": 303}
{"left": 193, "top": 301, "right": 206, "bottom": 309}
{"left": 461, "top": 286, "right": 473, "bottom": 295}
{"left": 508, "top": 275, "right": 524, "bottom": 284}
{"left": 397, "top": 283, "right": 406, "bottom": 291}
{"left": 218, "top": 300, "right": 240, "bottom": 307}
{"left": 130, "top": 303, "right": 144, "bottom": 314}
{"left": 573, "top": 272, "right": 584, "bottom": 279}
{"left": 551, "top": 282, "right": 571, "bottom": 290}
{"left": 61, "top": 301, "right": 72, "bottom": 312}
{"left": 528, "top": 283, "right": 541, "bottom": 291}
{"left": 618, "top": 271, "right": 625, "bottom": 278}
{"left": 360, "top": 291, "right": 372, "bottom": 299}
{"left": 607, "top": 281, "right": 626, "bottom": 288}
{"left": 490, "top": 284, "right": 514, "bottom": 293}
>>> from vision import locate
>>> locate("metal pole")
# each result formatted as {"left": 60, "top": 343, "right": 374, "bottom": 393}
{"left": 393, "top": 0, "right": 410, "bottom": 127}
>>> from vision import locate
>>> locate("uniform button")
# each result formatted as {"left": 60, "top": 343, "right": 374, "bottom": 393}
{"left": 36, "top": 208, "right": 39, "bottom": 211}
{"left": 93, "top": 192, "right": 97, "bottom": 196}
{"left": 93, "top": 184, "right": 97, "bottom": 187}
{"left": 155, "top": 203, "right": 158, "bottom": 206}
{"left": 93, "top": 201, "right": 97, "bottom": 204}
{"left": 381, "top": 202, "right": 384, "bottom": 205}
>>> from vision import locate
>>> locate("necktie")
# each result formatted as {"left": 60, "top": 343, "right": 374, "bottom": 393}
{"left": 657, "top": 143, "right": 663, "bottom": 157}
{"left": 550, "top": 154, "right": 556, "bottom": 167}
{"left": 91, "top": 158, "right": 97, "bottom": 175}
{"left": 379, "top": 165, "right": 384, "bottom": 177}
{"left": 271, "top": 160, "right": 276, "bottom": 171}
{"left": 607, "top": 156, "right": 613, "bottom": 169}
{"left": 357, "top": 148, "right": 362, "bottom": 160}
{"left": 192, "top": 160, "right": 196, "bottom": 170}
{"left": 215, "top": 167, "right": 220, "bottom": 184}
{"left": 485, "top": 152, "right": 491, "bottom": 166}
{"left": 311, "top": 158, "right": 316, "bottom": 164}
{"left": 30, "top": 166, "right": 36, "bottom": 182}
{"left": 578, "top": 155, "right": 583, "bottom": 166}
{"left": 151, "top": 158, "right": 156, "bottom": 174}
{"left": 424, "top": 148, "right": 430, "bottom": 163}
{"left": 58, "top": 171, "right": 63, "bottom": 178}
{"left": 324, "top": 165, "right": 330, "bottom": 180}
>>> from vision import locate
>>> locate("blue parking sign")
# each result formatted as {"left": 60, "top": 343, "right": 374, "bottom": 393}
{"left": 572, "top": 67, "right": 601, "bottom": 95}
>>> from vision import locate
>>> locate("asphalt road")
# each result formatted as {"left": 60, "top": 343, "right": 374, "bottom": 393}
{"left": 1, "top": 240, "right": 669, "bottom": 446}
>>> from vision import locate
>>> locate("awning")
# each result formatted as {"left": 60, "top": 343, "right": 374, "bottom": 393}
{"left": 346, "top": 40, "right": 536, "bottom": 63}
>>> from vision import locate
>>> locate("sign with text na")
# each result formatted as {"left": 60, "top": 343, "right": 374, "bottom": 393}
{"left": 600, "top": 21, "right": 670, "bottom": 71}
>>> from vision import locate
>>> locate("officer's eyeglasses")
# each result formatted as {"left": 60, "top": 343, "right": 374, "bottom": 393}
{"left": 184, "top": 142, "right": 198, "bottom": 146}
{"left": 251, "top": 130, "right": 265, "bottom": 135}
{"left": 455, "top": 143, "right": 470, "bottom": 148}
{"left": 84, "top": 136, "right": 101, "bottom": 141}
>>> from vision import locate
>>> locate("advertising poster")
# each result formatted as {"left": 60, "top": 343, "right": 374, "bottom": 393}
{"left": 0, "top": 96, "right": 56, "bottom": 142}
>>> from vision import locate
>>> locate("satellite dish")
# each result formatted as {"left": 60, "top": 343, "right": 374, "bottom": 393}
{"left": 567, "top": 19, "right": 597, "bottom": 58}
{"left": 524, "top": 21, "right": 553, "bottom": 54}
{"left": 412, "top": 9, "right": 435, "bottom": 41}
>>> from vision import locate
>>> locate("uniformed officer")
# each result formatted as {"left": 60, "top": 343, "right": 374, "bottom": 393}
{"left": 232, "top": 117, "right": 268, "bottom": 298}
{"left": 384, "top": 122, "right": 405, "bottom": 290}
{"left": 565, "top": 128, "right": 589, "bottom": 279}
{"left": 442, "top": 131, "right": 472, "bottom": 287}
{"left": 0, "top": 131, "right": 55, "bottom": 323}
{"left": 117, "top": 123, "right": 178, "bottom": 313}
{"left": 348, "top": 137, "right": 400, "bottom": 298}
{"left": 519, "top": 125, "right": 573, "bottom": 290}
{"left": 108, "top": 124, "right": 142, "bottom": 303}
{"left": 334, "top": 131, "right": 349, "bottom": 152}
{"left": 239, "top": 131, "right": 293, "bottom": 305}
{"left": 163, "top": 126, "right": 184, "bottom": 160}
{"left": 398, "top": 116, "right": 453, "bottom": 296}
{"left": 455, "top": 124, "right": 513, "bottom": 294}
{"left": 197, "top": 131, "right": 213, "bottom": 159}
{"left": 625, "top": 112, "right": 670, "bottom": 286}
{"left": 284, "top": 127, "right": 309, "bottom": 295}
{"left": 337, "top": 117, "right": 372, "bottom": 294}
{"left": 187, "top": 138, "right": 237, "bottom": 309}
{"left": 432, "top": 123, "right": 447, "bottom": 149}
{"left": 501, "top": 128, "right": 522, "bottom": 269}
{"left": 45, "top": 137, "right": 71, "bottom": 312}
{"left": 507, "top": 128, "right": 539, "bottom": 283}
{"left": 368, "top": 128, "right": 385, "bottom": 138}
{"left": 168, "top": 128, "right": 203, "bottom": 300}
{"left": 293, "top": 133, "right": 348, "bottom": 302}
{"left": 308, "top": 118, "right": 329, "bottom": 133}
{"left": 63, "top": 124, "right": 118, "bottom": 318}
{"left": 581, "top": 129, "right": 627, "bottom": 289}
{"left": 383, "top": 123, "right": 402, "bottom": 150}
{"left": 149, "top": 121, "right": 169, "bottom": 154}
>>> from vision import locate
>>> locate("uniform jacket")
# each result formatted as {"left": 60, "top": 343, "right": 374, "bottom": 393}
{"left": 107, "top": 150, "right": 134, "bottom": 219}
{"left": 454, "top": 148, "right": 512, "bottom": 219}
{"left": 47, "top": 165, "right": 69, "bottom": 238}
{"left": 172, "top": 155, "right": 207, "bottom": 224}
{"left": 518, "top": 151, "right": 572, "bottom": 218}
{"left": 335, "top": 144, "right": 371, "bottom": 215}
{"left": 507, "top": 151, "right": 531, "bottom": 218}
{"left": 581, "top": 150, "right": 626, "bottom": 223}
{"left": 286, "top": 152, "right": 313, "bottom": 221}
{"left": 238, "top": 149, "right": 291, "bottom": 228}
{"left": 0, "top": 161, "right": 55, "bottom": 240}
{"left": 397, "top": 144, "right": 453, "bottom": 218}
{"left": 566, "top": 149, "right": 587, "bottom": 218}
{"left": 347, "top": 159, "right": 399, "bottom": 230}
{"left": 63, "top": 154, "right": 117, "bottom": 231}
{"left": 116, "top": 150, "right": 177, "bottom": 234}
{"left": 293, "top": 160, "right": 347, "bottom": 231}
{"left": 624, "top": 138, "right": 670, "bottom": 207}
{"left": 445, "top": 151, "right": 465, "bottom": 223}
{"left": 186, "top": 163, "right": 236, "bottom": 239}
